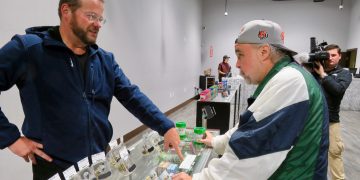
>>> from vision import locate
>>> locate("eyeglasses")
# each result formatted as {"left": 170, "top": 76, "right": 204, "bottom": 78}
{"left": 83, "top": 12, "right": 106, "bottom": 25}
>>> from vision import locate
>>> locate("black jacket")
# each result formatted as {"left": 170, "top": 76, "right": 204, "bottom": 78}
{"left": 320, "top": 66, "right": 352, "bottom": 122}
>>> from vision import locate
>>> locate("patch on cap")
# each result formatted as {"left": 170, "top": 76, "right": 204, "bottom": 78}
{"left": 236, "top": 20, "right": 297, "bottom": 55}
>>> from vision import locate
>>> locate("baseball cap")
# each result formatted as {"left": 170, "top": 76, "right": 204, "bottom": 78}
{"left": 236, "top": 20, "right": 297, "bottom": 56}
{"left": 223, "top": 55, "right": 230, "bottom": 60}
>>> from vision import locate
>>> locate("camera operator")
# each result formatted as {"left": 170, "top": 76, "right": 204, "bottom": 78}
{"left": 313, "top": 44, "right": 352, "bottom": 180}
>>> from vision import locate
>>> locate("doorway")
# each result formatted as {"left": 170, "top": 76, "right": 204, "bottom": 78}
{"left": 340, "top": 48, "right": 357, "bottom": 68}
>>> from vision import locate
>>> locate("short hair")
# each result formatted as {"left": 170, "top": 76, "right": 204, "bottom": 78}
{"left": 58, "top": 0, "right": 104, "bottom": 19}
{"left": 325, "top": 44, "right": 341, "bottom": 55}
{"left": 58, "top": 0, "right": 82, "bottom": 19}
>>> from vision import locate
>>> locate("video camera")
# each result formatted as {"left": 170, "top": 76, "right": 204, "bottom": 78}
{"left": 305, "top": 37, "right": 330, "bottom": 68}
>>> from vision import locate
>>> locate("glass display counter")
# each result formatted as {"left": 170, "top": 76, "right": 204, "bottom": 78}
{"left": 53, "top": 129, "right": 219, "bottom": 180}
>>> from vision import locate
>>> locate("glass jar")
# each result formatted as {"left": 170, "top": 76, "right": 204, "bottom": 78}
{"left": 108, "top": 143, "right": 136, "bottom": 176}
{"left": 176, "top": 121, "right": 187, "bottom": 140}
{"left": 193, "top": 127, "right": 206, "bottom": 144}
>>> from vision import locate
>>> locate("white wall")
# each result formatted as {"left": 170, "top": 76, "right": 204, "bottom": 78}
{"left": 101, "top": 0, "right": 202, "bottom": 138}
{"left": 201, "top": 0, "right": 353, "bottom": 78}
{"left": 347, "top": 0, "right": 360, "bottom": 72}
{"left": 0, "top": 0, "right": 202, "bottom": 179}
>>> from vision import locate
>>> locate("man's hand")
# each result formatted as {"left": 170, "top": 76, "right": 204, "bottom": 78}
{"left": 172, "top": 172, "right": 192, "bottom": 180}
{"left": 314, "top": 61, "right": 327, "bottom": 78}
{"left": 8, "top": 136, "right": 52, "bottom": 164}
{"left": 163, "top": 128, "right": 183, "bottom": 160}
{"left": 198, "top": 131, "right": 213, "bottom": 147}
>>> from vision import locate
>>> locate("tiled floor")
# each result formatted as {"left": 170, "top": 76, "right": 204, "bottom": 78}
{"left": 340, "top": 111, "right": 360, "bottom": 179}
{"left": 168, "top": 101, "right": 197, "bottom": 128}
{"left": 168, "top": 100, "right": 360, "bottom": 179}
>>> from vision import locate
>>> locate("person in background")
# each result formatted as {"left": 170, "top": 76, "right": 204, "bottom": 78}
{"left": 0, "top": 0, "right": 182, "bottom": 179}
{"left": 218, "top": 55, "right": 231, "bottom": 82}
{"left": 172, "top": 19, "right": 329, "bottom": 180}
{"left": 313, "top": 44, "right": 352, "bottom": 180}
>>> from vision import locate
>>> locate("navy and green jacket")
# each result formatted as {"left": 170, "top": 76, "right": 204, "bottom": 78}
{"left": 0, "top": 26, "right": 174, "bottom": 167}
{"left": 194, "top": 57, "right": 329, "bottom": 180}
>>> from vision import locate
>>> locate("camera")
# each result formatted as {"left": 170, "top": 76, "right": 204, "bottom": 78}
{"left": 305, "top": 37, "right": 330, "bottom": 68}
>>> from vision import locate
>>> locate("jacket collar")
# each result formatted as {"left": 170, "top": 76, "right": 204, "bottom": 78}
{"left": 27, "top": 26, "right": 99, "bottom": 56}
{"left": 252, "top": 56, "right": 293, "bottom": 99}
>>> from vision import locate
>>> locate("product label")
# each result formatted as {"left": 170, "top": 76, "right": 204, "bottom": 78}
{"left": 109, "top": 139, "right": 118, "bottom": 149}
{"left": 179, "top": 154, "right": 196, "bottom": 170}
{"left": 48, "top": 173, "right": 61, "bottom": 180}
{"left": 63, "top": 165, "right": 77, "bottom": 180}
{"left": 92, "top": 152, "right": 106, "bottom": 164}
{"left": 119, "top": 145, "right": 129, "bottom": 160}
{"left": 78, "top": 157, "right": 90, "bottom": 170}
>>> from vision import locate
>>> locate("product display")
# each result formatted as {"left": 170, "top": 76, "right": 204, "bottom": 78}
{"left": 75, "top": 157, "right": 96, "bottom": 180}
{"left": 108, "top": 143, "right": 136, "bottom": 176}
{"left": 91, "top": 152, "right": 112, "bottom": 179}
{"left": 53, "top": 129, "right": 218, "bottom": 179}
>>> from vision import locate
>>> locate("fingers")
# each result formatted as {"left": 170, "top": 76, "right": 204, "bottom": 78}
{"left": 163, "top": 140, "right": 170, "bottom": 151}
{"left": 174, "top": 145, "right": 184, "bottom": 161}
{"left": 33, "top": 148, "right": 53, "bottom": 162}
{"left": 33, "top": 141, "right": 44, "bottom": 149}
{"left": 171, "top": 172, "right": 182, "bottom": 179}
{"left": 204, "top": 131, "right": 211, "bottom": 138}
{"left": 23, "top": 156, "right": 30, "bottom": 163}
{"left": 8, "top": 137, "right": 52, "bottom": 164}
{"left": 172, "top": 172, "right": 191, "bottom": 180}
{"left": 24, "top": 138, "right": 52, "bottom": 162}
{"left": 28, "top": 153, "right": 37, "bottom": 165}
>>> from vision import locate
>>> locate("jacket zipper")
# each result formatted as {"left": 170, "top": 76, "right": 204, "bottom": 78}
{"left": 70, "top": 55, "right": 93, "bottom": 157}
{"left": 90, "top": 64, "right": 95, "bottom": 103}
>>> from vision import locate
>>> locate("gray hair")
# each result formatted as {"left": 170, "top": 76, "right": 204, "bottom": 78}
{"left": 252, "top": 44, "right": 286, "bottom": 63}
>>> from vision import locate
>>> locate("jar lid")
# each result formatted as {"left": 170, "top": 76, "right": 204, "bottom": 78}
{"left": 194, "top": 127, "right": 206, "bottom": 134}
{"left": 176, "top": 121, "right": 186, "bottom": 128}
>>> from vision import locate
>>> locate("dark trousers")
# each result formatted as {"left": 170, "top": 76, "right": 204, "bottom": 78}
{"left": 32, "top": 157, "right": 67, "bottom": 180}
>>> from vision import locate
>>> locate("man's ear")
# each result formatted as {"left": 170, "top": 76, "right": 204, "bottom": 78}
{"left": 61, "top": 4, "right": 71, "bottom": 17}
{"left": 257, "top": 44, "right": 271, "bottom": 61}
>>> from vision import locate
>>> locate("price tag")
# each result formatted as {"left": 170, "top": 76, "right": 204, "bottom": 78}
{"left": 158, "top": 170, "right": 170, "bottom": 180}
{"left": 119, "top": 146, "right": 129, "bottom": 160}
{"left": 91, "top": 152, "right": 106, "bottom": 164}
{"left": 48, "top": 173, "right": 61, "bottom": 180}
{"left": 63, "top": 165, "right": 77, "bottom": 180}
{"left": 108, "top": 139, "right": 118, "bottom": 149}
{"left": 78, "top": 157, "right": 90, "bottom": 171}
{"left": 179, "top": 154, "right": 196, "bottom": 170}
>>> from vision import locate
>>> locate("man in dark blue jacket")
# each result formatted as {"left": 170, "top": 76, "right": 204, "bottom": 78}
{"left": 0, "top": 0, "right": 182, "bottom": 179}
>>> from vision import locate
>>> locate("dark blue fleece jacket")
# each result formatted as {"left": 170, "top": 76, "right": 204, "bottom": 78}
{"left": 0, "top": 26, "right": 174, "bottom": 167}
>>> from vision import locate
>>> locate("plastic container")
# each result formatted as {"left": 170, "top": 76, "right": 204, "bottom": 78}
{"left": 193, "top": 127, "right": 206, "bottom": 144}
{"left": 176, "top": 121, "right": 187, "bottom": 140}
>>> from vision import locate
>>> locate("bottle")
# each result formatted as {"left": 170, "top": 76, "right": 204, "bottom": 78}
{"left": 176, "top": 121, "right": 187, "bottom": 140}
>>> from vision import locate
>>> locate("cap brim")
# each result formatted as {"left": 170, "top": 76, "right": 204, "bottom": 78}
{"left": 271, "top": 44, "right": 298, "bottom": 56}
